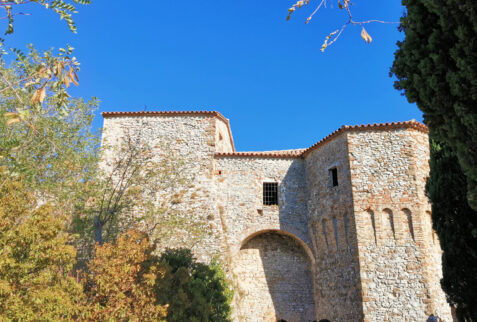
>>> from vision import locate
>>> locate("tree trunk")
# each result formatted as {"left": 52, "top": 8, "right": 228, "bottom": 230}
{"left": 94, "top": 215, "right": 103, "bottom": 245}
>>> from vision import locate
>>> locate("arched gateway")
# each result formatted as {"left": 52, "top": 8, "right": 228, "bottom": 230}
{"left": 232, "top": 230, "right": 315, "bottom": 322}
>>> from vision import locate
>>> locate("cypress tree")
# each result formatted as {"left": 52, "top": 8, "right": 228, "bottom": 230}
{"left": 426, "top": 138, "right": 477, "bottom": 319}
{"left": 391, "top": 0, "right": 477, "bottom": 210}
{"left": 391, "top": 1, "right": 477, "bottom": 318}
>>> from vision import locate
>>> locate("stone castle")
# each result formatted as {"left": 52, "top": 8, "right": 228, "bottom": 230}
{"left": 101, "top": 110, "right": 452, "bottom": 322}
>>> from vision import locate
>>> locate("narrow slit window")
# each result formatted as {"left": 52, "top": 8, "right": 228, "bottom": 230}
{"left": 329, "top": 167, "right": 338, "bottom": 187}
{"left": 263, "top": 182, "right": 278, "bottom": 205}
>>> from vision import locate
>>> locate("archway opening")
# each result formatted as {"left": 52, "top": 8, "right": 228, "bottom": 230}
{"left": 233, "top": 231, "right": 315, "bottom": 322}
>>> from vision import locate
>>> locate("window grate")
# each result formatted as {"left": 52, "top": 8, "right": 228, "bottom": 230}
{"left": 263, "top": 182, "right": 278, "bottom": 205}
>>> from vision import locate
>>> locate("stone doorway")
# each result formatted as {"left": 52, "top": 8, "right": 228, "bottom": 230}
{"left": 233, "top": 231, "right": 315, "bottom": 322}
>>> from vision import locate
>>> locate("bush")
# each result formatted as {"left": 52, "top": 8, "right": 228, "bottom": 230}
{"left": 156, "top": 249, "right": 233, "bottom": 322}
{"left": 0, "top": 175, "right": 87, "bottom": 320}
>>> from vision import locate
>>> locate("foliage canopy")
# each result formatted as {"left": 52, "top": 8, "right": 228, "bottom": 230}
{"left": 156, "top": 249, "right": 233, "bottom": 322}
{"left": 86, "top": 230, "right": 168, "bottom": 321}
{"left": 0, "top": 174, "right": 88, "bottom": 320}
{"left": 392, "top": 0, "right": 477, "bottom": 318}
{"left": 426, "top": 140, "right": 477, "bottom": 320}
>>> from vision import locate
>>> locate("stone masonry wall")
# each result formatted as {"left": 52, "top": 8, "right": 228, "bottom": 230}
{"left": 214, "top": 156, "right": 313, "bottom": 321}
{"left": 101, "top": 112, "right": 453, "bottom": 322}
{"left": 234, "top": 232, "right": 315, "bottom": 322}
{"left": 215, "top": 118, "right": 234, "bottom": 153}
{"left": 305, "top": 133, "right": 363, "bottom": 321}
{"left": 347, "top": 129, "right": 452, "bottom": 321}
{"left": 101, "top": 115, "right": 225, "bottom": 261}
{"left": 410, "top": 130, "right": 449, "bottom": 319}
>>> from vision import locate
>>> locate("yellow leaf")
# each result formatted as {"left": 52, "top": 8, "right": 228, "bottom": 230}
{"left": 71, "top": 74, "right": 79, "bottom": 86}
{"left": 39, "top": 86, "right": 46, "bottom": 103}
{"left": 30, "top": 89, "right": 40, "bottom": 104}
{"left": 361, "top": 27, "right": 372, "bottom": 44}
{"left": 4, "top": 112, "right": 18, "bottom": 118}
{"left": 6, "top": 117, "right": 21, "bottom": 126}
{"left": 64, "top": 75, "right": 70, "bottom": 88}
{"left": 68, "top": 67, "right": 79, "bottom": 86}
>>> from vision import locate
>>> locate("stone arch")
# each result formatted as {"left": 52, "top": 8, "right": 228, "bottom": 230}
{"left": 382, "top": 208, "right": 395, "bottom": 240}
{"left": 401, "top": 208, "right": 415, "bottom": 241}
{"left": 239, "top": 229, "right": 315, "bottom": 264}
{"left": 233, "top": 230, "right": 316, "bottom": 322}
{"left": 359, "top": 209, "right": 377, "bottom": 245}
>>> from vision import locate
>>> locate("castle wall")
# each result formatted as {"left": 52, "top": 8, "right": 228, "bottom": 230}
{"left": 101, "top": 112, "right": 453, "bottom": 322}
{"left": 234, "top": 232, "right": 315, "bottom": 322}
{"left": 101, "top": 115, "right": 226, "bottom": 261}
{"left": 215, "top": 118, "right": 234, "bottom": 153}
{"left": 347, "top": 129, "right": 452, "bottom": 321}
{"left": 214, "top": 156, "right": 311, "bottom": 322}
{"left": 410, "top": 131, "right": 449, "bottom": 319}
{"left": 305, "top": 133, "right": 364, "bottom": 321}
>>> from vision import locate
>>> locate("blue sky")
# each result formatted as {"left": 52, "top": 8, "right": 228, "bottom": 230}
{"left": 5, "top": 1, "right": 419, "bottom": 151}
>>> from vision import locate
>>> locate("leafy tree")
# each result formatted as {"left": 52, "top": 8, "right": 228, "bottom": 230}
{"left": 85, "top": 230, "right": 168, "bottom": 321}
{"left": 426, "top": 139, "right": 477, "bottom": 320}
{"left": 0, "top": 45, "right": 100, "bottom": 218}
{"left": 156, "top": 249, "right": 233, "bottom": 322}
{"left": 391, "top": 1, "right": 477, "bottom": 318}
{"left": 85, "top": 231, "right": 232, "bottom": 322}
{"left": 80, "top": 123, "right": 205, "bottom": 248}
{"left": 0, "top": 0, "right": 91, "bottom": 35}
{"left": 391, "top": 0, "right": 477, "bottom": 211}
{"left": 0, "top": 173, "right": 88, "bottom": 320}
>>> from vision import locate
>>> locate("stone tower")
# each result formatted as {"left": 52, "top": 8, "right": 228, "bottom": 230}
{"left": 101, "top": 110, "right": 452, "bottom": 322}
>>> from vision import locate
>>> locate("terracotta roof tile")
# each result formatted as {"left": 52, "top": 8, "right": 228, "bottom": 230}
{"left": 102, "top": 110, "right": 229, "bottom": 124}
{"left": 215, "top": 120, "right": 427, "bottom": 159}
{"left": 216, "top": 149, "right": 305, "bottom": 159}
{"left": 301, "top": 120, "right": 428, "bottom": 157}
{"left": 101, "top": 111, "right": 428, "bottom": 159}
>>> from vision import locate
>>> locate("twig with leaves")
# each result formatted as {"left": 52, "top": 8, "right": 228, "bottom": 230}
{"left": 287, "top": 0, "right": 399, "bottom": 51}
{"left": 0, "top": 0, "right": 91, "bottom": 35}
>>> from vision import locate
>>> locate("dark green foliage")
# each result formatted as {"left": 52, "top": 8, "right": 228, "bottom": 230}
{"left": 391, "top": 0, "right": 477, "bottom": 211}
{"left": 426, "top": 139, "right": 477, "bottom": 320}
{"left": 156, "top": 249, "right": 233, "bottom": 322}
{"left": 392, "top": 1, "right": 477, "bottom": 318}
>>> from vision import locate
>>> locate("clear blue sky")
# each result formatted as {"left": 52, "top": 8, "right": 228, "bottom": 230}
{"left": 6, "top": 1, "right": 419, "bottom": 151}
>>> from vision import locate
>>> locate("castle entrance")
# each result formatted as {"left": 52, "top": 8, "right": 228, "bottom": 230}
{"left": 233, "top": 231, "right": 315, "bottom": 322}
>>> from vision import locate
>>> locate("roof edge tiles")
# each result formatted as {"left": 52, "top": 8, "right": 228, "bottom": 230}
{"left": 101, "top": 112, "right": 428, "bottom": 159}
{"left": 215, "top": 150, "right": 305, "bottom": 159}
{"left": 214, "top": 120, "right": 428, "bottom": 159}
{"left": 301, "top": 120, "right": 428, "bottom": 157}
{"left": 101, "top": 110, "right": 235, "bottom": 152}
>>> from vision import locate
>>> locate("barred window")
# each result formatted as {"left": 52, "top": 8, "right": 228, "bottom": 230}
{"left": 263, "top": 182, "right": 278, "bottom": 205}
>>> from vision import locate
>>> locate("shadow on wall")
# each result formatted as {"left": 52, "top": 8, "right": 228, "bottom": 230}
{"left": 240, "top": 232, "right": 315, "bottom": 322}
{"left": 236, "top": 160, "right": 317, "bottom": 322}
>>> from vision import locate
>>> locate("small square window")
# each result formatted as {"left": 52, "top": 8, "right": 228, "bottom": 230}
{"left": 263, "top": 182, "right": 278, "bottom": 205}
{"left": 329, "top": 168, "right": 338, "bottom": 187}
